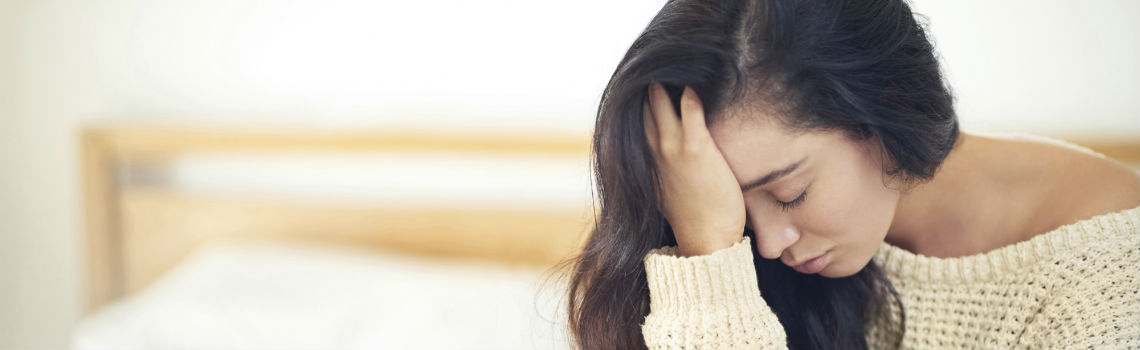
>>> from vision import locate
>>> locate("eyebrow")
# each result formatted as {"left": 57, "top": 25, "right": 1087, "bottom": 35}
{"left": 740, "top": 157, "right": 806, "bottom": 192}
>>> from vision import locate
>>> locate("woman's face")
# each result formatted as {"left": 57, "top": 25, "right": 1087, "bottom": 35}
{"left": 708, "top": 113, "right": 901, "bottom": 278}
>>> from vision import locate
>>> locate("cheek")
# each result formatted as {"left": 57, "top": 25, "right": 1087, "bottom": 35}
{"left": 805, "top": 150, "right": 900, "bottom": 276}
{"left": 802, "top": 171, "right": 896, "bottom": 242}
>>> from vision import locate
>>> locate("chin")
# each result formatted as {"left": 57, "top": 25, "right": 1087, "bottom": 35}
{"left": 817, "top": 268, "right": 853, "bottom": 278}
{"left": 817, "top": 261, "right": 863, "bottom": 278}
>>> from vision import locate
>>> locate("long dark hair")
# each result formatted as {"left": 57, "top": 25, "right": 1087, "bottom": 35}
{"left": 565, "top": 0, "right": 957, "bottom": 349}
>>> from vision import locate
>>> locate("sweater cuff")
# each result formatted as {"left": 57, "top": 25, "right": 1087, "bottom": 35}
{"left": 642, "top": 236, "right": 766, "bottom": 315}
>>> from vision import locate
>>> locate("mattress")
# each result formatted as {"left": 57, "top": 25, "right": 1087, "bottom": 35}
{"left": 71, "top": 240, "right": 572, "bottom": 349}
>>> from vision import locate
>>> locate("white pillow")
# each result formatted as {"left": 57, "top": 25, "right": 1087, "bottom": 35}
{"left": 72, "top": 240, "right": 572, "bottom": 349}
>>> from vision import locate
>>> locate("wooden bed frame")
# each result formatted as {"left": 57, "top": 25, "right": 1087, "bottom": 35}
{"left": 80, "top": 124, "right": 596, "bottom": 314}
{"left": 80, "top": 124, "right": 1138, "bottom": 315}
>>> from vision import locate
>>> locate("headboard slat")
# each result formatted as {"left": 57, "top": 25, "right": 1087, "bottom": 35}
{"left": 81, "top": 125, "right": 594, "bottom": 314}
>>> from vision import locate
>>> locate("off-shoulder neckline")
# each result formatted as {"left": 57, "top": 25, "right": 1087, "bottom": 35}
{"left": 874, "top": 205, "right": 1139, "bottom": 283}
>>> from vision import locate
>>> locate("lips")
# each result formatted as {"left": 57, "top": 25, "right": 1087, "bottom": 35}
{"left": 789, "top": 251, "right": 830, "bottom": 274}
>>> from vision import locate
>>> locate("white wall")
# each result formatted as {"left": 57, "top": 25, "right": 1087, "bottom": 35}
{"left": 0, "top": 0, "right": 1137, "bottom": 347}
{"left": 914, "top": 0, "right": 1140, "bottom": 139}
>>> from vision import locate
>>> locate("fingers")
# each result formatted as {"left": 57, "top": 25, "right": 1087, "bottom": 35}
{"left": 647, "top": 83, "right": 713, "bottom": 157}
{"left": 642, "top": 98, "right": 658, "bottom": 155}
{"left": 647, "top": 83, "right": 681, "bottom": 145}
{"left": 679, "top": 86, "right": 711, "bottom": 143}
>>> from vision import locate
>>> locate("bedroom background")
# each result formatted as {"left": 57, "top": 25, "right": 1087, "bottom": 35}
{"left": 1, "top": 0, "right": 1138, "bottom": 348}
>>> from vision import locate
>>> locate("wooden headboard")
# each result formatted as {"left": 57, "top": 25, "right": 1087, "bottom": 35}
{"left": 79, "top": 125, "right": 1138, "bottom": 315}
{"left": 80, "top": 125, "right": 595, "bottom": 314}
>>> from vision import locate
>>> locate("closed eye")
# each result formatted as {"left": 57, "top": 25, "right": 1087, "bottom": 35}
{"left": 776, "top": 186, "right": 809, "bottom": 212}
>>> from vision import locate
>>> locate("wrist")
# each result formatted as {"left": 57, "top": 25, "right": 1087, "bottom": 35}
{"left": 676, "top": 237, "right": 743, "bottom": 257}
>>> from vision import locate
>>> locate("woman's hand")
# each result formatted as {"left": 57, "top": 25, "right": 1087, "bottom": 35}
{"left": 644, "top": 83, "right": 747, "bottom": 257}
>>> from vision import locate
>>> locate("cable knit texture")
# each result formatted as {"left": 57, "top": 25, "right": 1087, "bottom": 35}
{"left": 641, "top": 205, "right": 1139, "bottom": 349}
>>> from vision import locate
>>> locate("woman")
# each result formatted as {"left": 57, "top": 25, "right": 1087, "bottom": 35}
{"left": 565, "top": 0, "right": 1139, "bottom": 349}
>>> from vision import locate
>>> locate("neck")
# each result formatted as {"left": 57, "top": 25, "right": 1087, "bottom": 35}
{"left": 884, "top": 132, "right": 1023, "bottom": 257}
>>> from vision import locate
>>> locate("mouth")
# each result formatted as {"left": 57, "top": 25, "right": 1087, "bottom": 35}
{"left": 789, "top": 251, "right": 830, "bottom": 274}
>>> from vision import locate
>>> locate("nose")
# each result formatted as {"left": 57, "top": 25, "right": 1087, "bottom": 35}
{"left": 753, "top": 224, "right": 800, "bottom": 260}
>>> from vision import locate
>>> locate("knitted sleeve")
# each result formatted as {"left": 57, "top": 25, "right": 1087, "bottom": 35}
{"left": 640, "top": 236, "right": 789, "bottom": 350}
{"left": 1015, "top": 235, "right": 1140, "bottom": 349}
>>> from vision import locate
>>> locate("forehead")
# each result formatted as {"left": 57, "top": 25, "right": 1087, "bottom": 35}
{"left": 707, "top": 113, "right": 830, "bottom": 186}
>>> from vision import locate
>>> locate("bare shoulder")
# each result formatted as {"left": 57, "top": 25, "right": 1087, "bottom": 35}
{"left": 1007, "top": 134, "right": 1140, "bottom": 226}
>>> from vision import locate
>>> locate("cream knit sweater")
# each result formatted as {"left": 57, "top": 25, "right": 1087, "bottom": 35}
{"left": 641, "top": 206, "right": 1139, "bottom": 349}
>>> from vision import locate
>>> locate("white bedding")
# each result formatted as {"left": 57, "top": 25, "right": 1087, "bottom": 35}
{"left": 72, "top": 240, "right": 572, "bottom": 349}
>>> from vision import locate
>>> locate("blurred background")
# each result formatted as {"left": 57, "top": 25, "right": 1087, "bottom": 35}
{"left": 0, "top": 0, "right": 1137, "bottom": 348}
